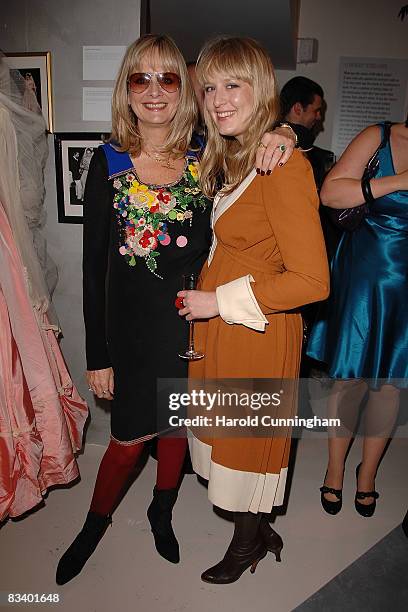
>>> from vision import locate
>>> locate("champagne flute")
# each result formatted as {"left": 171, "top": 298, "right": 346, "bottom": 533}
{"left": 178, "top": 273, "right": 204, "bottom": 360}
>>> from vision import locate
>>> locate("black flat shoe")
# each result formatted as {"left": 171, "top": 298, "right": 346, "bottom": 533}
{"left": 320, "top": 484, "right": 342, "bottom": 515}
{"left": 355, "top": 464, "right": 379, "bottom": 518}
{"left": 320, "top": 468, "right": 343, "bottom": 515}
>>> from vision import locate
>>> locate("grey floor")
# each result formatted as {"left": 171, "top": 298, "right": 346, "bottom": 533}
{"left": 0, "top": 434, "right": 407, "bottom": 612}
{"left": 295, "top": 524, "right": 408, "bottom": 611}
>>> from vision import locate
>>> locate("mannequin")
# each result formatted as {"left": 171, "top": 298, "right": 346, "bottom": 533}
{"left": 0, "top": 55, "right": 88, "bottom": 521}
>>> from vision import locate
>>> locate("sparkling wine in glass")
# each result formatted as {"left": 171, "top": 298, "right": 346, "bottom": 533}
{"left": 178, "top": 273, "right": 204, "bottom": 361}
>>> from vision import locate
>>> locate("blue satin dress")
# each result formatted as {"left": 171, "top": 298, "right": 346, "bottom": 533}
{"left": 307, "top": 124, "right": 408, "bottom": 380}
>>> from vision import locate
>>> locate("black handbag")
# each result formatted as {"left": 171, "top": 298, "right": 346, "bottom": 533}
{"left": 326, "top": 122, "right": 393, "bottom": 231}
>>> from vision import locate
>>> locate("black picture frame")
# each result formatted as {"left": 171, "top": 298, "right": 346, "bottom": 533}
{"left": 54, "top": 133, "right": 108, "bottom": 223}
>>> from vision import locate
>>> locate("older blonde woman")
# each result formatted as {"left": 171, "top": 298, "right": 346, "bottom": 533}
{"left": 56, "top": 34, "right": 296, "bottom": 585}
{"left": 178, "top": 37, "right": 329, "bottom": 583}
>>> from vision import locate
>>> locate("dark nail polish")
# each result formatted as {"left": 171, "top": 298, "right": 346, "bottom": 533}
{"left": 266, "top": 169, "right": 271, "bottom": 175}
{"left": 256, "top": 168, "right": 260, "bottom": 174}
{"left": 278, "top": 162, "right": 283, "bottom": 167}
{"left": 260, "top": 170, "right": 265, "bottom": 176}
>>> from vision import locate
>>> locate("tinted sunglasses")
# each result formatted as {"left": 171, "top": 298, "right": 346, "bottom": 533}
{"left": 127, "top": 72, "right": 181, "bottom": 94}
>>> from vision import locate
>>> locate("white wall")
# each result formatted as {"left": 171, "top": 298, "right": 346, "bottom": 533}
{"left": 275, "top": 0, "right": 408, "bottom": 150}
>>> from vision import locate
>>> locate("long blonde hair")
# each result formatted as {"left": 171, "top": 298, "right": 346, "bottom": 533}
{"left": 110, "top": 34, "right": 197, "bottom": 156}
{"left": 196, "top": 37, "right": 279, "bottom": 197}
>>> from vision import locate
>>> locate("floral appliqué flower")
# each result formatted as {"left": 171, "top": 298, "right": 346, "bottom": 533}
{"left": 112, "top": 159, "right": 208, "bottom": 276}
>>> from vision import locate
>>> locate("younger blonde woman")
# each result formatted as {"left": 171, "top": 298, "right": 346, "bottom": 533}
{"left": 178, "top": 36, "right": 329, "bottom": 584}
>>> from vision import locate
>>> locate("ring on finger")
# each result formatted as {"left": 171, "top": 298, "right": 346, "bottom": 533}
{"left": 258, "top": 141, "right": 267, "bottom": 149}
{"left": 278, "top": 144, "right": 286, "bottom": 153}
{"left": 102, "top": 390, "right": 108, "bottom": 394}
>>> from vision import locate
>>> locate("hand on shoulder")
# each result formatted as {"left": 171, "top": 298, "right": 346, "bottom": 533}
{"left": 256, "top": 127, "right": 297, "bottom": 175}
{"left": 259, "top": 147, "right": 312, "bottom": 182}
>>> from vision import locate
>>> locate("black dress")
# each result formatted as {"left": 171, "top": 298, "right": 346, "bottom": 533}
{"left": 83, "top": 144, "right": 212, "bottom": 443}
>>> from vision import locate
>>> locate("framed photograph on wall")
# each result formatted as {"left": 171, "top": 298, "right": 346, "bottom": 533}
{"left": 5, "top": 52, "right": 54, "bottom": 132}
{"left": 54, "top": 133, "right": 108, "bottom": 224}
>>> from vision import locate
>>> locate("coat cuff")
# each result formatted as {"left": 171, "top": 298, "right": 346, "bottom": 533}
{"left": 216, "top": 275, "right": 269, "bottom": 331}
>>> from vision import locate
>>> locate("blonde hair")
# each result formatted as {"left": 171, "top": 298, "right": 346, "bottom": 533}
{"left": 196, "top": 37, "right": 279, "bottom": 197}
{"left": 110, "top": 34, "right": 197, "bottom": 156}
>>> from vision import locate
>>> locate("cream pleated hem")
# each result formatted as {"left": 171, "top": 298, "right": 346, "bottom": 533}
{"left": 189, "top": 434, "right": 288, "bottom": 513}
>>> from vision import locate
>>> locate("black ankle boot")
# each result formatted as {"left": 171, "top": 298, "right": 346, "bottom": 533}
{"left": 56, "top": 512, "right": 112, "bottom": 585}
{"left": 259, "top": 516, "right": 283, "bottom": 562}
{"left": 201, "top": 512, "right": 267, "bottom": 584}
{"left": 147, "top": 487, "right": 179, "bottom": 563}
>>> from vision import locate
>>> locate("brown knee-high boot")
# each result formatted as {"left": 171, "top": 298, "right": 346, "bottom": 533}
{"left": 259, "top": 515, "right": 283, "bottom": 561}
{"left": 201, "top": 512, "right": 267, "bottom": 584}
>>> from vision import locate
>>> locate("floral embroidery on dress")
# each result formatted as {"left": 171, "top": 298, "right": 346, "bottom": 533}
{"left": 112, "top": 160, "right": 208, "bottom": 277}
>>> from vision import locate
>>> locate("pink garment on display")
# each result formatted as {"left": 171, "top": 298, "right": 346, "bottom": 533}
{"left": 0, "top": 201, "right": 88, "bottom": 520}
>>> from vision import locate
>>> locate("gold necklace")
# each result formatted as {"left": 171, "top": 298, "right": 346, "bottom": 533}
{"left": 142, "top": 148, "right": 175, "bottom": 170}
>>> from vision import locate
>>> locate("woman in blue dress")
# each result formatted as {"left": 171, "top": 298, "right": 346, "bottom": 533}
{"left": 307, "top": 118, "right": 408, "bottom": 517}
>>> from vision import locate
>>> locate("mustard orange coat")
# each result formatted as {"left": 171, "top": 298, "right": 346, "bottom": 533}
{"left": 189, "top": 150, "right": 329, "bottom": 513}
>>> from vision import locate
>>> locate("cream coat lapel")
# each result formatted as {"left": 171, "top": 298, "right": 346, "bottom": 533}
{"left": 208, "top": 169, "right": 257, "bottom": 266}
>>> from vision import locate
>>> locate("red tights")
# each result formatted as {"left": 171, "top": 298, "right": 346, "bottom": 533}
{"left": 90, "top": 437, "right": 188, "bottom": 516}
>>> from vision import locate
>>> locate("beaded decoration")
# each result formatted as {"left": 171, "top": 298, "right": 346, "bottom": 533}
{"left": 112, "top": 160, "right": 208, "bottom": 278}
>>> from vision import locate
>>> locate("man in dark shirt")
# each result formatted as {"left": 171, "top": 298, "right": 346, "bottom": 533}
{"left": 280, "top": 77, "right": 339, "bottom": 404}
{"left": 280, "top": 76, "right": 340, "bottom": 260}
{"left": 281, "top": 77, "right": 323, "bottom": 137}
